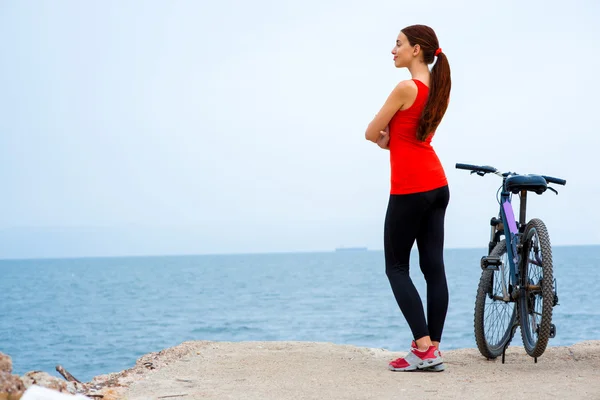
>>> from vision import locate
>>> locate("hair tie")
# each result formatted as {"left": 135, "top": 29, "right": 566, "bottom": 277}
{"left": 435, "top": 48, "right": 442, "bottom": 57}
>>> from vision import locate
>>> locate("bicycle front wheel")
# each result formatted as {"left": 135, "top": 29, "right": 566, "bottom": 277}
{"left": 474, "top": 240, "right": 517, "bottom": 359}
{"left": 519, "top": 218, "right": 554, "bottom": 358}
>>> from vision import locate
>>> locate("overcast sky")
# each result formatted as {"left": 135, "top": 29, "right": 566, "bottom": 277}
{"left": 0, "top": 0, "right": 598, "bottom": 258}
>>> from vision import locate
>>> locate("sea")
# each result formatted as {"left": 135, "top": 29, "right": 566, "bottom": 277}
{"left": 1, "top": 245, "right": 598, "bottom": 382}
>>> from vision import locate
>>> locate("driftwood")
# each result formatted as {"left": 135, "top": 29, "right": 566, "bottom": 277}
{"left": 54, "top": 366, "right": 81, "bottom": 383}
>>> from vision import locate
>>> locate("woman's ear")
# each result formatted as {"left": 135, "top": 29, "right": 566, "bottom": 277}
{"left": 413, "top": 44, "right": 421, "bottom": 57}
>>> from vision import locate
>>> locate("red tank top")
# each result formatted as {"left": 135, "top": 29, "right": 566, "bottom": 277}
{"left": 388, "top": 79, "right": 448, "bottom": 195}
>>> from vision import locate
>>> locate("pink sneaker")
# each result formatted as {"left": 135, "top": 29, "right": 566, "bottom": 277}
{"left": 388, "top": 345, "right": 443, "bottom": 372}
{"left": 410, "top": 341, "right": 445, "bottom": 372}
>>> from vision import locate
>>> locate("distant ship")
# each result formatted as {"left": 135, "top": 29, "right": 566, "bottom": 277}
{"left": 335, "top": 246, "right": 368, "bottom": 252}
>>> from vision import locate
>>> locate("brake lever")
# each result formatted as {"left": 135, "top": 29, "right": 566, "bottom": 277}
{"left": 548, "top": 186, "right": 558, "bottom": 195}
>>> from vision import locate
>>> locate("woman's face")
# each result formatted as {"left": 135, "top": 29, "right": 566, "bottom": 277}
{"left": 391, "top": 32, "right": 418, "bottom": 68}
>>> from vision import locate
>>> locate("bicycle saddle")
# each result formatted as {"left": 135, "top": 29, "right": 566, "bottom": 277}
{"left": 505, "top": 174, "right": 548, "bottom": 194}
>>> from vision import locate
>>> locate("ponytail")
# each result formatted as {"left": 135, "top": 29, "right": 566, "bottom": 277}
{"left": 417, "top": 52, "right": 451, "bottom": 141}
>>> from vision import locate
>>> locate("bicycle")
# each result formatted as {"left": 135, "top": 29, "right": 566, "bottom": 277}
{"left": 455, "top": 163, "right": 567, "bottom": 363}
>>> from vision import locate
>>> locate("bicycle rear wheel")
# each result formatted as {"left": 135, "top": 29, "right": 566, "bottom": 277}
{"left": 519, "top": 218, "right": 554, "bottom": 358}
{"left": 474, "top": 240, "right": 517, "bottom": 359}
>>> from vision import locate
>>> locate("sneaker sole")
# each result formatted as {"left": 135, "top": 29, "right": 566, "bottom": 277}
{"left": 388, "top": 358, "right": 444, "bottom": 372}
{"left": 421, "top": 363, "right": 445, "bottom": 372}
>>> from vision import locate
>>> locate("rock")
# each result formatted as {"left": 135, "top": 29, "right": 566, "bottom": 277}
{"left": 0, "top": 371, "right": 25, "bottom": 399}
{"left": 20, "top": 373, "right": 66, "bottom": 394}
{"left": 20, "top": 373, "right": 87, "bottom": 397}
{"left": 63, "top": 383, "right": 86, "bottom": 396}
{"left": 0, "top": 354, "right": 12, "bottom": 374}
{"left": 0, "top": 392, "right": 25, "bottom": 400}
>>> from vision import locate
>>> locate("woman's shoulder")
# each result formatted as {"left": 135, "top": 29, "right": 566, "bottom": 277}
{"left": 389, "top": 79, "right": 419, "bottom": 104}
{"left": 393, "top": 79, "right": 419, "bottom": 93}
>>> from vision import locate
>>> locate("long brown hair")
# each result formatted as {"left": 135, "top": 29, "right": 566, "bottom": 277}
{"left": 401, "top": 25, "right": 451, "bottom": 141}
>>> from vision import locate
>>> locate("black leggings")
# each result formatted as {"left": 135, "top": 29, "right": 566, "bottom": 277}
{"left": 384, "top": 185, "right": 450, "bottom": 343}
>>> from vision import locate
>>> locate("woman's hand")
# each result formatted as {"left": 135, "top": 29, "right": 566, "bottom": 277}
{"left": 376, "top": 126, "right": 390, "bottom": 150}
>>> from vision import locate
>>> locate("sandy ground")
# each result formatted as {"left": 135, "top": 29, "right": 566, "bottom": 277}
{"left": 89, "top": 340, "right": 600, "bottom": 400}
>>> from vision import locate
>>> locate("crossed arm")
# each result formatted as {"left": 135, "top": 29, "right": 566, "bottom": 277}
{"left": 364, "top": 80, "right": 413, "bottom": 149}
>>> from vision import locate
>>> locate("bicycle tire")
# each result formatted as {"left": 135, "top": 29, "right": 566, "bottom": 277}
{"left": 519, "top": 218, "right": 554, "bottom": 358}
{"left": 474, "top": 240, "right": 517, "bottom": 359}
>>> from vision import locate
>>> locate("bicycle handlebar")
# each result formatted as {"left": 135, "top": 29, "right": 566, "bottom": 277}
{"left": 455, "top": 163, "right": 498, "bottom": 174}
{"left": 541, "top": 175, "right": 567, "bottom": 186}
{"left": 455, "top": 163, "right": 567, "bottom": 185}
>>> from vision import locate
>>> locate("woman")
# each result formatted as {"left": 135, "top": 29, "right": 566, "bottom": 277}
{"left": 365, "top": 24, "right": 451, "bottom": 372}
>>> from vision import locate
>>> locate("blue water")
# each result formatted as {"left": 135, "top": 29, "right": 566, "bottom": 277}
{"left": 1, "top": 245, "right": 599, "bottom": 382}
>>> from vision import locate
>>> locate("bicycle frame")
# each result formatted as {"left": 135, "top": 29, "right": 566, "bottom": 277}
{"left": 495, "top": 179, "right": 530, "bottom": 301}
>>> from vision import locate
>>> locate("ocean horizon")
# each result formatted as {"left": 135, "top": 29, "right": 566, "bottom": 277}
{"left": 2, "top": 242, "right": 599, "bottom": 261}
